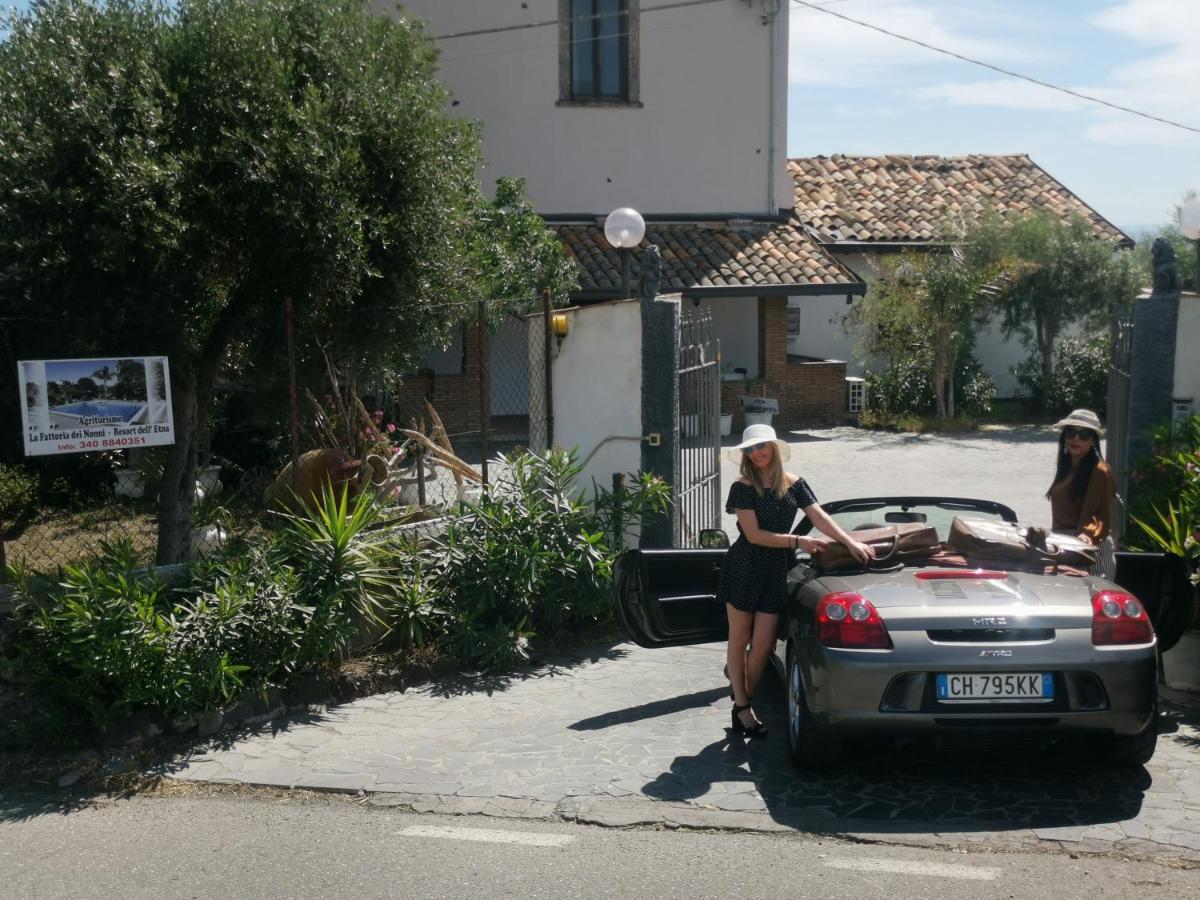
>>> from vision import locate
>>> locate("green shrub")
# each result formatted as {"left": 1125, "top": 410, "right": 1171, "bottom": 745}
{"left": 5, "top": 541, "right": 179, "bottom": 741}
{"left": 864, "top": 350, "right": 995, "bottom": 419}
{"left": 1129, "top": 415, "right": 1200, "bottom": 572}
{"left": 410, "top": 449, "right": 669, "bottom": 670}
{"left": 4, "top": 484, "right": 397, "bottom": 744}
{"left": 0, "top": 462, "right": 36, "bottom": 524}
{"left": 1013, "top": 333, "right": 1110, "bottom": 415}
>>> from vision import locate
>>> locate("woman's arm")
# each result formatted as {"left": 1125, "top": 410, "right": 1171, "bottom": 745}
{"left": 734, "top": 507, "right": 822, "bottom": 552}
{"left": 803, "top": 503, "right": 876, "bottom": 564}
{"left": 1075, "top": 464, "right": 1116, "bottom": 544}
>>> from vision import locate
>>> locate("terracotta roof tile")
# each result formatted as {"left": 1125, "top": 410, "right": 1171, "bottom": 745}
{"left": 788, "top": 155, "right": 1130, "bottom": 245}
{"left": 557, "top": 218, "right": 860, "bottom": 294}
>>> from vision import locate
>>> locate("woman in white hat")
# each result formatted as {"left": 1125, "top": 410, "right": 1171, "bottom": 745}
{"left": 719, "top": 423, "right": 875, "bottom": 738}
{"left": 1047, "top": 409, "right": 1116, "bottom": 544}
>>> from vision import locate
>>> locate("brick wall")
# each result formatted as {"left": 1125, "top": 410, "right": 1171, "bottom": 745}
{"left": 780, "top": 359, "right": 848, "bottom": 424}
{"left": 718, "top": 295, "right": 850, "bottom": 430}
{"left": 393, "top": 322, "right": 484, "bottom": 437}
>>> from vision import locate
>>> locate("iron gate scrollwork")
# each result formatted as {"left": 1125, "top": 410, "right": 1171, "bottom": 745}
{"left": 676, "top": 311, "right": 721, "bottom": 547}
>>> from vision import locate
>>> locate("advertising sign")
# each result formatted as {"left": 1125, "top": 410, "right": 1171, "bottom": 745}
{"left": 18, "top": 356, "right": 174, "bottom": 457}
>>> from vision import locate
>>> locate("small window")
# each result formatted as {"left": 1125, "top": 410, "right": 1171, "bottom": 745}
{"left": 786, "top": 307, "right": 802, "bottom": 338}
{"left": 559, "top": 1, "right": 640, "bottom": 106}
{"left": 846, "top": 377, "right": 866, "bottom": 413}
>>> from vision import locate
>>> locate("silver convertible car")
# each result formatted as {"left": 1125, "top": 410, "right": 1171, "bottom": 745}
{"left": 613, "top": 496, "right": 1182, "bottom": 771}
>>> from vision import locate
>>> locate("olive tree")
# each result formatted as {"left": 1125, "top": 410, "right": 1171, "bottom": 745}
{"left": 971, "top": 211, "right": 1140, "bottom": 409}
{"left": 853, "top": 224, "right": 1004, "bottom": 419}
{"left": 0, "top": 0, "right": 574, "bottom": 562}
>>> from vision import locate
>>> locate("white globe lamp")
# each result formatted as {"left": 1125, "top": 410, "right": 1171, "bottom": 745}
{"left": 604, "top": 207, "right": 645, "bottom": 298}
{"left": 604, "top": 207, "right": 645, "bottom": 249}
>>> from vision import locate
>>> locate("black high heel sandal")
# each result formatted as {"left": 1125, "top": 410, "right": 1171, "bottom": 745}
{"left": 730, "top": 702, "right": 767, "bottom": 738}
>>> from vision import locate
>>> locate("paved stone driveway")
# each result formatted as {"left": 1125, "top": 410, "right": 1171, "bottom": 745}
{"left": 170, "top": 427, "right": 1200, "bottom": 861}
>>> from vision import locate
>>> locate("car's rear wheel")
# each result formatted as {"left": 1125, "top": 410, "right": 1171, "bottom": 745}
{"left": 787, "top": 643, "right": 841, "bottom": 770}
{"left": 1096, "top": 705, "right": 1159, "bottom": 768}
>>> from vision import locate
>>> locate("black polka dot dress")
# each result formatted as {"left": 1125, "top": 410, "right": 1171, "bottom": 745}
{"left": 717, "top": 479, "right": 818, "bottom": 615}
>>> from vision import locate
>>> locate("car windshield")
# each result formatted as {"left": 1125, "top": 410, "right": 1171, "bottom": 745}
{"left": 817, "top": 500, "right": 1010, "bottom": 543}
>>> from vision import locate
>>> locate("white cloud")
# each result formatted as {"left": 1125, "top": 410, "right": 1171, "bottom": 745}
{"left": 1087, "top": 0, "right": 1200, "bottom": 44}
{"left": 788, "top": 1, "right": 1027, "bottom": 87}
{"left": 849, "top": 0, "right": 1200, "bottom": 147}
{"left": 915, "top": 80, "right": 1087, "bottom": 112}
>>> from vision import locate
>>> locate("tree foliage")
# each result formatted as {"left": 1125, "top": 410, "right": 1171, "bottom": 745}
{"left": 0, "top": 0, "right": 575, "bottom": 562}
{"left": 971, "top": 211, "right": 1140, "bottom": 409}
{"left": 852, "top": 223, "right": 1003, "bottom": 418}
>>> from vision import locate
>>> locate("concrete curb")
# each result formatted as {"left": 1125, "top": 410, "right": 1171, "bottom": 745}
{"left": 347, "top": 788, "right": 1200, "bottom": 864}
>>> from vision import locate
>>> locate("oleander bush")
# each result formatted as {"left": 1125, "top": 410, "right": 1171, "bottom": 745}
{"left": 2, "top": 486, "right": 393, "bottom": 744}
{"left": 1, "top": 455, "right": 670, "bottom": 745}
{"left": 404, "top": 448, "right": 670, "bottom": 670}
{"left": 1013, "top": 332, "right": 1110, "bottom": 415}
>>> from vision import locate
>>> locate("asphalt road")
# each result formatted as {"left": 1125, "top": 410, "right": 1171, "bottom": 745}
{"left": 1, "top": 793, "right": 1195, "bottom": 899}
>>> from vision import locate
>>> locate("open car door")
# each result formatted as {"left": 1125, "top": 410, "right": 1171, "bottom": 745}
{"left": 612, "top": 548, "right": 728, "bottom": 648}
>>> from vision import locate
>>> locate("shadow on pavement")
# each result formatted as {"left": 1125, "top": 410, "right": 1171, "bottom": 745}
{"left": 569, "top": 687, "right": 729, "bottom": 731}
{"left": 640, "top": 673, "right": 1159, "bottom": 834}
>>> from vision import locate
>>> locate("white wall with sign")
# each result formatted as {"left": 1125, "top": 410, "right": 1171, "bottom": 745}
{"left": 18, "top": 356, "right": 174, "bottom": 456}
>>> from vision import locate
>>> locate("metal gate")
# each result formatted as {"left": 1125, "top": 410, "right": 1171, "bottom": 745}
{"left": 1106, "top": 313, "right": 1134, "bottom": 542}
{"left": 676, "top": 311, "right": 721, "bottom": 547}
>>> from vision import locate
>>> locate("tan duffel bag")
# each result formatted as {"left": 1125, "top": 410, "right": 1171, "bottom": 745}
{"left": 810, "top": 522, "right": 940, "bottom": 570}
{"left": 948, "top": 517, "right": 1098, "bottom": 567}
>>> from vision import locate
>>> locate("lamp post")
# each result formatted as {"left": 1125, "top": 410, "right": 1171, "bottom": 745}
{"left": 604, "top": 206, "right": 645, "bottom": 298}
{"left": 1180, "top": 196, "right": 1200, "bottom": 292}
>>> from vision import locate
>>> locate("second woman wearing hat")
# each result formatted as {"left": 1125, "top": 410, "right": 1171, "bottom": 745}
{"left": 719, "top": 423, "right": 875, "bottom": 738}
{"left": 1047, "top": 408, "right": 1116, "bottom": 544}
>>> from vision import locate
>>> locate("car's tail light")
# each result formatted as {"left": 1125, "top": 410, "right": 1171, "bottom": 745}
{"left": 1091, "top": 590, "right": 1154, "bottom": 646}
{"left": 816, "top": 591, "right": 892, "bottom": 649}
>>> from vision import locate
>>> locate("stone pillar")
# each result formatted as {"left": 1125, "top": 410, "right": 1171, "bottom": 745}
{"left": 1127, "top": 287, "right": 1180, "bottom": 491}
{"left": 640, "top": 295, "right": 681, "bottom": 548}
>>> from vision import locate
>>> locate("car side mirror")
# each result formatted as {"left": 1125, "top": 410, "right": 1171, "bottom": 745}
{"left": 698, "top": 529, "right": 729, "bottom": 549}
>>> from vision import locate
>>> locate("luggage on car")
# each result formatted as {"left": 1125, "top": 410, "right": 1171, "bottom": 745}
{"left": 810, "top": 522, "right": 940, "bottom": 570}
{"left": 948, "top": 516, "right": 1098, "bottom": 567}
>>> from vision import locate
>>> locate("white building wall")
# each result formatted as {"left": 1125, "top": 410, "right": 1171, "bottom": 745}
{"left": 787, "top": 294, "right": 855, "bottom": 367}
{"left": 1174, "top": 292, "right": 1200, "bottom": 412}
{"left": 378, "top": 0, "right": 791, "bottom": 214}
{"left": 548, "top": 299, "right": 643, "bottom": 495}
{"left": 689, "top": 295, "right": 758, "bottom": 377}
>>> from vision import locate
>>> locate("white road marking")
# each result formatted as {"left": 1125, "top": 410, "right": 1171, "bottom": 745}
{"left": 397, "top": 825, "right": 575, "bottom": 847}
{"left": 825, "top": 858, "right": 1001, "bottom": 881}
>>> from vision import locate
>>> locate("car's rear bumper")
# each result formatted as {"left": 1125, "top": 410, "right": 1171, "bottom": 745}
{"left": 803, "top": 642, "right": 1157, "bottom": 738}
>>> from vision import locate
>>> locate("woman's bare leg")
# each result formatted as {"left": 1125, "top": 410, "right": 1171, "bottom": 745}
{"left": 746, "top": 612, "right": 779, "bottom": 702}
{"left": 726, "top": 605, "right": 755, "bottom": 725}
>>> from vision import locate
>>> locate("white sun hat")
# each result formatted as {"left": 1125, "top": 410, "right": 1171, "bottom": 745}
{"left": 1054, "top": 408, "right": 1104, "bottom": 438}
{"left": 726, "top": 423, "right": 790, "bottom": 464}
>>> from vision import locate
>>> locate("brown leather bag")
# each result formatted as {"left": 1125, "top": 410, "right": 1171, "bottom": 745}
{"left": 810, "top": 522, "right": 940, "bottom": 570}
{"left": 948, "top": 517, "right": 1098, "bottom": 567}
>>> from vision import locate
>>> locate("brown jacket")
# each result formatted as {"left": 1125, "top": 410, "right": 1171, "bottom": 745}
{"left": 1049, "top": 459, "right": 1116, "bottom": 543}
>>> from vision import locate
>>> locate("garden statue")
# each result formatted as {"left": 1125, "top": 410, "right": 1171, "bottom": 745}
{"left": 1151, "top": 237, "right": 1179, "bottom": 295}
{"left": 639, "top": 243, "right": 662, "bottom": 304}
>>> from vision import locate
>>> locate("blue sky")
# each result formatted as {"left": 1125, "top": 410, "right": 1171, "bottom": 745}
{"left": 6, "top": 0, "right": 1196, "bottom": 234}
{"left": 787, "top": 0, "right": 1199, "bottom": 234}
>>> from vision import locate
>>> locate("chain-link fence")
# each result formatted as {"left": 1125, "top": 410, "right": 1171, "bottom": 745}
{"left": 0, "top": 311, "right": 554, "bottom": 576}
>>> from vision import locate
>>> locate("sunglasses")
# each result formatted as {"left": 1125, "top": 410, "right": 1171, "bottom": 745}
{"left": 1062, "top": 427, "right": 1096, "bottom": 440}
{"left": 742, "top": 441, "right": 772, "bottom": 454}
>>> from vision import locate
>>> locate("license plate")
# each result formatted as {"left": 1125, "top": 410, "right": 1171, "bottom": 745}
{"left": 935, "top": 672, "right": 1053, "bottom": 703}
